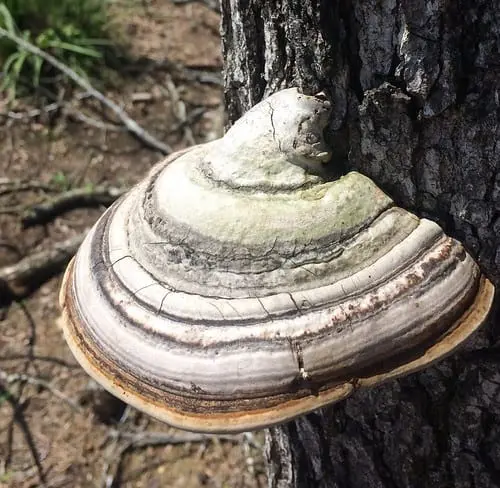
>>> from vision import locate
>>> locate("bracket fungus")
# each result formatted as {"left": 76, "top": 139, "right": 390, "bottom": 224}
{"left": 59, "top": 88, "right": 495, "bottom": 433}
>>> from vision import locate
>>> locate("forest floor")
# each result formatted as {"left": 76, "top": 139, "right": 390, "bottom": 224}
{"left": 0, "top": 1, "right": 266, "bottom": 487}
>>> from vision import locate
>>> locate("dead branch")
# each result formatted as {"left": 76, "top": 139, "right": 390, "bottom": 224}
{"left": 0, "top": 185, "right": 123, "bottom": 300}
{"left": 0, "top": 27, "right": 172, "bottom": 155}
{"left": 21, "top": 185, "right": 126, "bottom": 227}
{"left": 0, "top": 233, "right": 84, "bottom": 302}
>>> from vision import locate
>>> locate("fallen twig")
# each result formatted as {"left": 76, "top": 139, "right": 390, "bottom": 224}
{"left": 112, "top": 430, "right": 243, "bottom": 448}
{"left": 168, "top": 106, "right": 208, "bottom": 136}
{"left": 0, "top": 92, "right": 122, "bottom": 131}
{"left": 0, "top": 369, "right": 83, "bottom": 413}
{"left": 0, "top": 233, "right": 84, "bottom": 302}
{"left": 176, "top": 66, "right": 223, "bottom": 86}
{"left": 163, "top": 74, "right": 196, "bottom": 146}
{"left": 121, "top": 58, "right": 223, "bottom": 86}
{"left": 0, "top": 205, "right": 25, "bottom": 215}
{"left": 0, "top": 354, "right": 78, "bottom": 368}
{"left": 100, "top": 426, "right": 243, "bottom": 487}
{"left": 242, "top": 431, "right": 257, "bottom": 476}
{"left": 21, "top": 185, "right": 126, "bottom": 227}
{"left": 0, "top": 179, "right": 57, "bottom": 197}
{"left": 0, "top": 27, "right": 172, "bottom": 155}
{"left": 172, "top": 0, "right": 220, "bottom": 13}
{"left": 100, "top": 406, "right": 131, "bottom": 488}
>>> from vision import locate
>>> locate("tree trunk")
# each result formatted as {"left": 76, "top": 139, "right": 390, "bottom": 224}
{"left": 221, "top": 1, "right": 500, "bottom": 487}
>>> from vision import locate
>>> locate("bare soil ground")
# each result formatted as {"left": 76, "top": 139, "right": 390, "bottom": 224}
{"left": 0, "top": 2, "right": 266, "bottom": 487}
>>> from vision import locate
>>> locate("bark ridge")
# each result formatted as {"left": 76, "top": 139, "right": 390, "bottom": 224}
{"left": 222, "top": 1, "right": 500, "bottom": 486}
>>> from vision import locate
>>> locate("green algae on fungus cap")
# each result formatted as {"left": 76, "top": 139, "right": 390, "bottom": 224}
{"left": 59, "top": 88, "right": 495, "bottom": 434}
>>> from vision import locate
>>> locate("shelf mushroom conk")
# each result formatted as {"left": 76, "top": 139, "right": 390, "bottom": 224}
{"left": 59, "top": 88, "right": 494, "bottom": 433}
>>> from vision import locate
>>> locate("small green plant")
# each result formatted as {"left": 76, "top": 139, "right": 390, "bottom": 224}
{"left": 50, "top": 170, "right": 71, "bottom": 191}
{"left": 83, "top": 181, "right": 95, "bottom": 193}
{"left": 0, "top": 0, "right": 114, "bottom": 100}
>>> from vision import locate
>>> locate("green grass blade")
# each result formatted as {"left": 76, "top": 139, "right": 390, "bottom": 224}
{"left": 31, "top": 53, "right": 43, "bottom": 86}
{"left": 0, "top": 3, "right": 16, "bottom": 34}
{"left": 47, "top": 40, "right": 102, "bottom": 58}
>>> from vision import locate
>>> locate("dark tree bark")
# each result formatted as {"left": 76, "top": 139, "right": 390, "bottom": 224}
{"left": 221, "top": 1, "right": 500, "bottom": 487}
